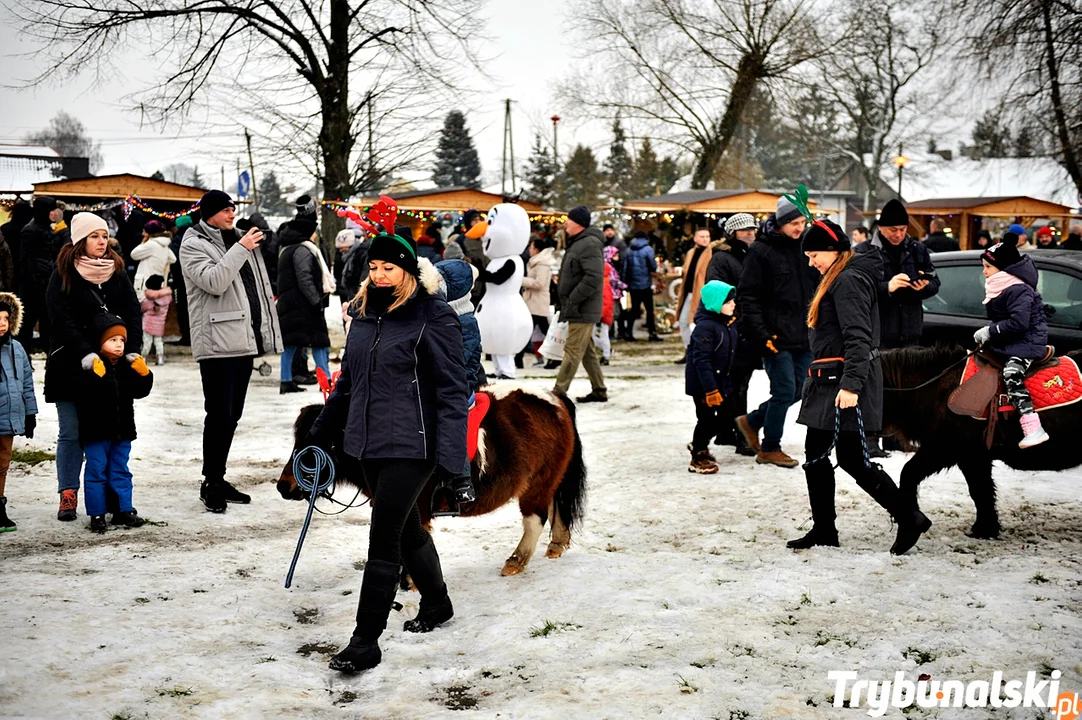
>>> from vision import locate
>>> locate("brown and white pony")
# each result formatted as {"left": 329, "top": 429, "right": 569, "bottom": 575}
{"left": 277, "top": 386, "right": 587, "bottom": 575}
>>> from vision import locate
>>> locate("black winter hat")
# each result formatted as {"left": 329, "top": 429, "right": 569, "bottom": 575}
{"left": 199, "top": 190, "right": 235, "bottom": 222}
{"left": 463, "top": 208, "right": 482, "bottom": 228}
{"left": 33, "top": 195, "right": 58, "bottom": 214}
{"left": 94, "top": 313, "right": 128, "bottom": 348}
{"left": 567, "top": 205, "right": 591, "bottom": 228}
{"left": 295, "top": 194, "right": 318, "bottom": 221}
{"left": 982, "top": 241, "right": 1022, "bottom": 271}
{"left": 878, "top": 199, "right": 909, "bottom": 227}
{"left": 801, "top": 219, "right": 851, "bottom": 253}
{"left": 368, "top": 224, "right": 419, "bottom": 277}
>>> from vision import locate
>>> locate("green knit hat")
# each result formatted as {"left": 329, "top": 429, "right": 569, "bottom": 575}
{"left": 700, "top": 280, "right": 735, "bottom": 313}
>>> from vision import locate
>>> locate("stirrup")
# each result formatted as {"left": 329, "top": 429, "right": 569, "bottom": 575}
{"left": 430, "top": 484, "right": 462, "bottom": 518}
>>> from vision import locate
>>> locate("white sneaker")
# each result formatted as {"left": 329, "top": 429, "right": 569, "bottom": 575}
{"left": 1019, "top": 427, "right": 1049, "bottom": 449}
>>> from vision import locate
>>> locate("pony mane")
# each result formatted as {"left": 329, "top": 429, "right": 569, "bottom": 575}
{"left": 881, "top": 344, "right": 967, "bottom": 389}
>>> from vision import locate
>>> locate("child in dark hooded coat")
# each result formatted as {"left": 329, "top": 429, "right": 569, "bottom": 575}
{"left": 685, "top": 280, "right": 739, "bottom": 474}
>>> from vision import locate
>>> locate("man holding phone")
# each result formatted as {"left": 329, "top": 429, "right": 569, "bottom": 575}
{"left": 181, "top": 190, "right": 283, "bottom": 513}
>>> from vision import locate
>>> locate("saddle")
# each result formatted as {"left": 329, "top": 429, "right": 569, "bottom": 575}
{"left": 948, "top": 347, "right": 1081, "bottom": 448}
{"left": 467, "top": 392, "right": 491, "bottom": 461}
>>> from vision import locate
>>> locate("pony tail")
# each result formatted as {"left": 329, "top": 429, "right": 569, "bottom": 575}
{"left": 807, "top": 251, "right": 854, "bottom": 328}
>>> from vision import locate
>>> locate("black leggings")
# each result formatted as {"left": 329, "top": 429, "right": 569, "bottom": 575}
{"left": 692, "top": 396, "right": 726, "bottom": 452}
{"left": 360, "top": 458, "right": 436, "bottom": 566}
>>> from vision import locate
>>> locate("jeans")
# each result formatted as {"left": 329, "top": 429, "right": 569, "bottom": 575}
{"left": 199, "top": 357, "right": 254, "bottom": 481}
{"left": 747, "top": 349, "right": 813, "bottom": 452}
{"left": 55, "top": 401, "right": 84, "bottom": 494}
{"left": 83, "top": 440, "right": 133, "bottom": 516}
{"left": 281, "top": 346, "right": 330, "bottom": 382}
{"left": 554, "top": 322, "right": 607, "bottom": 394}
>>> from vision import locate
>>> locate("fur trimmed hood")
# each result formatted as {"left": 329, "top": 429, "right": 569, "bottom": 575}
{"left": 418, "top": 257, "right": 442, "bottom": 294}
{"left": 0, "top": 292, "right": 24, "bottom": 336}
{"left": 710, "top": 239, "right": 732, "bottom": 253}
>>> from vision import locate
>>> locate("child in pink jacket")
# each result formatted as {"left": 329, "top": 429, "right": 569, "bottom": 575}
{"left": 140, "top": 274, "right": 172, "bottom": 365}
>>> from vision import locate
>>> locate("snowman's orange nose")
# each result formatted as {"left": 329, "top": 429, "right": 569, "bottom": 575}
{"left": 465, "top": 220, "right": 488, "bottom": 239}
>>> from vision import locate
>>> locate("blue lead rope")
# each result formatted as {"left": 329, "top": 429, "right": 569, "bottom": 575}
{"left": 284, "top": 446, "right": 337, "bottom": 589}
{"left": 802, "top": 406, "right": 871, "bottom": 470}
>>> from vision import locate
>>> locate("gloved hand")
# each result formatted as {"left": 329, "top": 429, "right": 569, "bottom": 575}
{"left": 765, "top": 335, "right": 779, "bottom": 354}
{"left": 973, "top": 326, "right": 992, "bottom": 346}
{"left": 126, "top": 354, "right": 150, "bottom": 376}
{"left": 705, "top": 389, "right": 723, "bottom": 407}
{"left": 81, "top": 353, "right": 106, "bottom": 377}
{"left": 24, "top": 414, "right": 36, "bottom": 439}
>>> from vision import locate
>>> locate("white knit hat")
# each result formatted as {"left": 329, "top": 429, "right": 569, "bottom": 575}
{"left": 70, "top": 212, "right": 110, "bottom": 245}
{"left": 335, "top": 229, "right": 356, "bottom": 250}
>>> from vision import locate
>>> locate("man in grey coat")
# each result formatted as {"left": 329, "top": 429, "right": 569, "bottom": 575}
{"left": 182, "top": 190, "right": 283, "bottom": 513}
{"left": 554, "top": 205, "right": 607, "bottom": 402}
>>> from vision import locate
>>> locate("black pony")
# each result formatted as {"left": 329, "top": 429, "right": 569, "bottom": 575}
{"left": 881, "top": 345, "right": 1082, "bottom": 539}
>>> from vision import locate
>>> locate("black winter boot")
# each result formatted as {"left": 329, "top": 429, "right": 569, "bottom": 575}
{"left": 330, "top": 559, "right": 401, "bottom": 673}
{"left": 111, "top": 510, "right": 147, "bottom": 528}
{"left": 402, "top": 535, "right": 454, "bottom": 633}
{"left": 787, "top": 467, "right": 839, "bottom": 549}
{"left": 0, "top": 497, "right": 15, "bottom": 532}
{"left": 220, "top": 480, "right": 251, "bottom": 504}
{"left": 857, "top": 467, "right": 932, "bottom": 554}
{"left": 280, "top": 380, "right": 306, "bottom": 394}
{"left": 200, "top": 479, "right": 227, "bottom": 513}
{"left": 89, "top": 515, "right": 108, "bottom": 534}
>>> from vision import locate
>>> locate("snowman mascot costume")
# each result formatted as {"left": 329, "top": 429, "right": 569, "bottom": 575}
{"left": 466, "top": 204, "right": 534, "bottom": 379}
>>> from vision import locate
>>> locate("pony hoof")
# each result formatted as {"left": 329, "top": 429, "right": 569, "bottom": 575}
{"left": 967, "top": 523, "right": 1001, "bottom": 540}
{"left": 545, "top": 543, "right": 567, "bottom": 559}
{"left": 501, "top": 559, "right": 526, "bottom": 576}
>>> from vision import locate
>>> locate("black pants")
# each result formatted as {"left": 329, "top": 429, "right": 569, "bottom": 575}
{"left": 625, "top": 288, "right": 656, "bottom": 336}
{"left": 19, "top": 286, "right": 49, "bottom": 352}
{"left": 692, "top": 396, "right": 725, "bottom": 452}
{"left": 172, "top": 277, "right": 191, "bottom": 344}
{"left": 360, "top": 458, "right": 436, "bottom": 566}
{"left": 198, "top": 357, "right": 254, "bottom": 481}
{"left": 803, "top": 427, "right": 899, "bottom": 528}
{"left": 516, "top": 315, "right": 551, "bottom": 364}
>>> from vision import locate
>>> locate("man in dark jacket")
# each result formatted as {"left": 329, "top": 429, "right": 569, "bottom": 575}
{"left": 855, "top": 199, "right": 940, "bottom": 349}
{"left": 619, "top": 231, "right": 659, "bottom": 341}
{"left": 1, "top": 201, "right": 32, "bottom": 292}
{"left": 276, "top": 215, "right": 330, "bottom": 394}
{"left": 170, "top": 215, "right": 193, "bottom": 346}
{"left": 923, "top": 218, "right": 959, "bottom": 253}
{"left": 735, "top": 196, "right": 818, "bottom": 468}
{"left": 554, "top": 205, "right": 607, "bottom": 402}
{"left": 250, "top": 213, "right": 279, "bottom": 292}
{"left": 20, "top": 195, "right": 64, "bottom": 352}
{"left": 706, "top": 212, "right": 755, "bottom": 286}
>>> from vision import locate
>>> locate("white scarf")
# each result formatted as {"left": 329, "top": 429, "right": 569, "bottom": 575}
{"left": 302, "top": 240, "right": 336, "bottom": 295}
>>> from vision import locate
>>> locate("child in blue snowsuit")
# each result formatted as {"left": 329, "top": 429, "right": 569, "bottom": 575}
{"left": 435, "top": 259, "right": 482, "bottom": 506}
{"left": 0, "top": 293, "right": 38, "bottom": 532}
{"left": 975, "top": 242, "right": 1050, "bottom": 448}
{"left": 685, "top": 280, "right": 739, "bottom": 474}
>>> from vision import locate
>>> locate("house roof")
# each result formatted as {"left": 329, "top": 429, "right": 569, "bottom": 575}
{"left": 883, "top": 155, "right": 1080, "bottom": 209}
{"left": 358, "top": 186, "right": 545, "bottom": 213}
{"left": 903, "top": 195, "right": 1071, "bottom": 217}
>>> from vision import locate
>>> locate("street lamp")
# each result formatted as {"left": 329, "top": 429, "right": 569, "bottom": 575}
{"left": 551, "top": 115, "right": 560, "bottom": 165}
{"left": 893, "top": 144, "right": 909, "bottom": 198}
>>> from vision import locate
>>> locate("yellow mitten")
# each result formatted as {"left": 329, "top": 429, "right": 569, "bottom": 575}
{"left": 705, "top": 389, "right": 723, "bottom": 407}
{"left": 129, "top": 355, "right": 150, "bottom": 377}
{"left": 81, "top": 353, "right": 106, "bottom": 377}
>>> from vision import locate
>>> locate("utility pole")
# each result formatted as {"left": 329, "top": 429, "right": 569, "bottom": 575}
{"left": 245, "top": 127, "right": 258, "bottom": 210}
{"left": 367, "top": 94, "right": 374, "bottom": 190}
{"left": 501, "top": 99, "right": 516, "bottom": 194}
{"left": 551, "top": 114, "right": 560, "bottom": 166}
{"left": 220, "top": 166, "right": 225, "bottom": 191}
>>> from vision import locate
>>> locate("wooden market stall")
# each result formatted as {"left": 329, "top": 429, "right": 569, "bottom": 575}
{"left": 33, "top": 173, "right": 205, "bottom": 205}
{"left": 624, "top": 189, "right": 837, "bottom": 227}
{"left": 355, "top": 186, "right": 552, "bottom": 236}
{"left": 904, "top": 196, "right": 1075, "bottom": 249}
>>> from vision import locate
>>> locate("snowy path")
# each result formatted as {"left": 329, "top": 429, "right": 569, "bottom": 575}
{"left": 2, "top": 345, "right": 1081, "bottom": 719}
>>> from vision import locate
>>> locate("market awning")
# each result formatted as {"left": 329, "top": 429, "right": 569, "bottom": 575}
{"left": 33, "top": 173, "right": 205, "bottom": 203}
{"left": 623, "top": 189, "right": 837, "bottom": 215}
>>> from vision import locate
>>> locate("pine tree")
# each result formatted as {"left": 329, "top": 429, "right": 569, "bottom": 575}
{"left": 523, "top": 133, "right": 557, "bottom": 207}
{"left": 658, "top": 156, "right": 681, "bottom": 195}
{"left": 150, "top": 170, "right": 165, "bottom": 181}
{"left": 561, "top": 144, "right": 603, "bottom": 208}
{"left": 970, "top": 116, "right": 1011, "bottom": 158}
{"left": 432, "top": 111, "right": 482, "bottom": 189}
{"left": 190, "top": 165, "right": 205, "bottom": 189}
{"left": 1013, "top": 124, "right": 1040, "bottom": 158}
{"left": 632, "top": 138, "right": 660, "bottom": 197}
{"left": 605, "top": 115, "right": 634, "bottom": 202}
{"left": 258, "top": 170, "right": 290, "bottom": 215}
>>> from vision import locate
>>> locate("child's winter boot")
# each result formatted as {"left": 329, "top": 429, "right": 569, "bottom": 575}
{"left": 112, "top": 510, "right": 148, "bottom": 528}
{"left": 89, "top": 515, "right": 108, "bottom": 534}
{"left": 0, "top": 497, "right": 15, "bottom": 532}
{"left": 1019, "top": 413, "right": 1050, "bottom": 449}
{"left": 688, "top": 450, "right": 719, "bottom": 475}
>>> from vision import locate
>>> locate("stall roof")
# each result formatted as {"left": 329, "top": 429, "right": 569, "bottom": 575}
{"left": 358, "top": 186, "right": 546, "bottom": 214}
{"left": 0, "top": 145, "right": 90, "bottom": 195}
{"left": 623, "top": 188, "right": 836, "bottom": 214}
{"left": 33, "top": 173, "right": 206, "bottom": 203}
{"left": 904, "top": 195, "right": 1072, "bottom": 217}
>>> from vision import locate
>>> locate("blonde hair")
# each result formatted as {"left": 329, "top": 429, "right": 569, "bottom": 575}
{"left": 806, "top": 251, "right": 853, "bottom": 328}
{"left": 355, "top": 273, "right": 418, "bottom": 317}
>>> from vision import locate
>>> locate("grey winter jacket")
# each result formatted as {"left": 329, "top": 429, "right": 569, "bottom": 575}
{"left": 180, "top": 221, "right": 283, "bottom": 362}
{"left": 558, "top": 225, "right": 605, "bottom": 324}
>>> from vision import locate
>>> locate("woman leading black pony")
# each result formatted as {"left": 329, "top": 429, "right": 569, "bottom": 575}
{"left": 789, "top": 218, "right": 932, "bottom": 554}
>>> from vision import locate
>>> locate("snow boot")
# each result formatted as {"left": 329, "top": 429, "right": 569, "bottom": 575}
{"left": 648, "top": 333, "right": 663, "bottom": 343}
{"left": 402, "top": 535, "right": 454, "bottom": 634}
{"left": 734, "top": 415, "right": 761, "bottom": 454}
{"left": 543, "top": 359, "right": 561, "bottom": 370}
{"left": 280, "top": 380, "right": 306, "bottom": 394}
{"left": 1018, "top": 413, "right": 1050, "bottom": 449}
{"left": 687, "top": 442, "right": 716, "bottom": 463}
{"left": 855, "top": 467, "right": 933, "bottom": 554}
{"left": 294, "top": 372, "right": 318, "bottom": 386}
{"left": 220, "top": 480, "right": 251, "bottom": 504}
{"left": 688, "top": 451, "right": 719, "bottom": 474}
{"left": 756, "top": 450, "right": 800, "bottom": 469}
{"left": 200, "top": 479, "right": 227, "bottom": 514}
{"left": 890, "top": 509, "right": 933, "bottom": 555}
{"left": 89, "top": 515, "right": 108, "bottom": 534}
{"left": 787, "top": 469, "right": 839, "bottom": 549}
{"left": 0, "top": 497, "right": 15, "bottom": 532}
{"left": 57, "top": 489, "right": 78, "bottom": 522}
{"left": 786, "top": 525, "right": 840, "bottom": 549}
{"left": 111, "top": 510, "right": 147, "bottom": 528}
{"left": 330, "top": 559, "right": 401, "bottom": 673}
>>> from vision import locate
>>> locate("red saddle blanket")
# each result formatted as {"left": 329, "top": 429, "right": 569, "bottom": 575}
{"left": 960, "top": 355, "right": 1082, "bottom": 416}
{"left": 467, "top": 392, "right": 491, "bottom": 461}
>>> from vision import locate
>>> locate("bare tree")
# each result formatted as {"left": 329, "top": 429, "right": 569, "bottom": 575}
{"left": 25, "top": 111, "right": 104, "bottom": 172}
{"left": 569, "top": 0, "right": 829, "bottom": 189}
{"left": 954, "top": 0, "right": 1082, "bottom": 196}
{"left": 814, "top": 0, "right": 954, "bottom": 210}
{"left": 10, "top": 0, "right": 483, "bottom": 246}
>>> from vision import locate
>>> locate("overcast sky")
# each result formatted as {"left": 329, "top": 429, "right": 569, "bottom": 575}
{"left": 0, "top": 0, "right": 605, "bottom": 193}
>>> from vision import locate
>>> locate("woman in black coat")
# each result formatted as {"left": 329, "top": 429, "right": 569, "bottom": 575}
{"left": 46, "top": 212, "right": 142, "bottom": 522}
{"left": 306, "top": 226, "right": 468, "bottom": 674}
{"left": 790, "top": 219, "right": 931, "bottom": 555}
{"left": 275, "top": 218, "right": 331, "bottom": 393}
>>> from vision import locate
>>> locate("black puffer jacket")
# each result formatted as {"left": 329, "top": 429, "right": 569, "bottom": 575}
{"left": 797, "top": 251, "right": 884, "bottom": 433}
{"left": 20, "top": 211, "right": 62, "bottom": 292}
{"left": 311, "top": 266, "right": 468, "bottom": 477}
{"left": 275, "top": 220, "right": 330, "bottom": 348}
{"left": 45, "top": 268, "right": 143, "bottom": 403}
{"left": 77, "top": 354, "right": 154, "bottom": 445}
{"left": 737, "top": 216, "right": 818, "bottom": 353}
{"left": 705, "top": 239, "right": 749, "bottom": 286}
{"left": 557, "top": 225, "right": 605, "bottom": 323}
{"left": 855, "top": 233, "right": 940, "bottom": 347}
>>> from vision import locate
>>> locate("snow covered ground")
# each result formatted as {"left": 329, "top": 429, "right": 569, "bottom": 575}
{"left": 2, "top": 336, "right": 1081, "bottom": 719}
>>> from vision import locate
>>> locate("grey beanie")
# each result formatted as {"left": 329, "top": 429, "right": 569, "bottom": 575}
{"left": 775, "top": 196, "right": 802, "bottom": 226}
